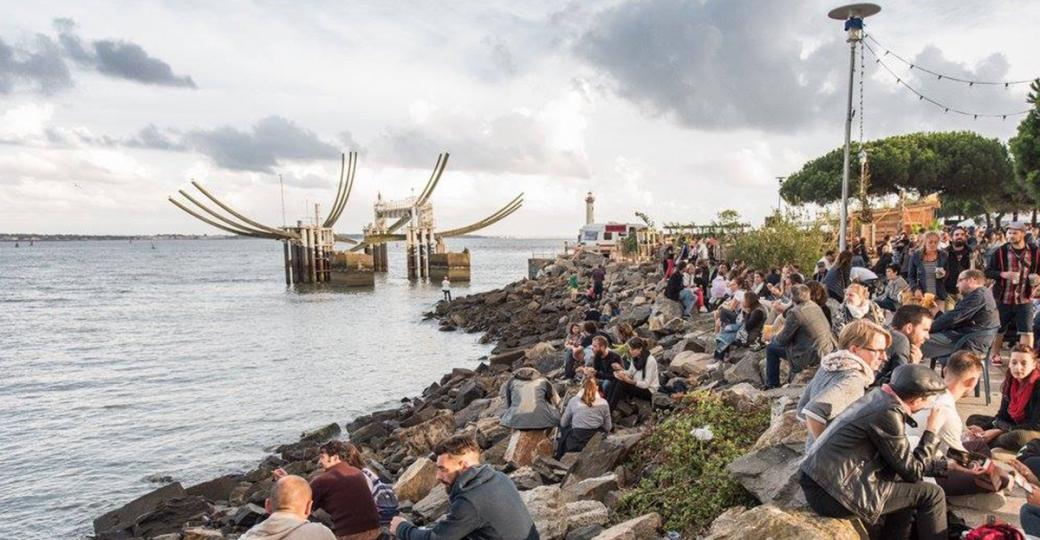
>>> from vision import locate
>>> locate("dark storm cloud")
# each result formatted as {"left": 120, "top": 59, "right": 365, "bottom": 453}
{"left": 183, "top": 116, "right": 339, "bottom": 172}
{"left": 0, "top": 34, "right": 72, "bottom": 94}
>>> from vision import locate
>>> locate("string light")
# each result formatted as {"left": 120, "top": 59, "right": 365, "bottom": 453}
{"left": 862, "top": 40, "right": 1032, "bottom": 119}
{"left": 866, "top": 35, "right": 1035, "bottom": 87}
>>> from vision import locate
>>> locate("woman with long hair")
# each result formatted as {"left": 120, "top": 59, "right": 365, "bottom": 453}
{"left": 607, "top": 337, "right": 659, "bottom": 408}
{"left": 907, "top": 230, "right": 949, "bottom": 303}
{"left": 823, "top": 250, "right": 853, "bottom": 302}
{"left": 556, "top": 377, "right": 611, "bottom": 458}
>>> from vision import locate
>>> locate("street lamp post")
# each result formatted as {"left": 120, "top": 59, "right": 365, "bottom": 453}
{"left": 828, "top": 3, "right": 880, "bottom": 252}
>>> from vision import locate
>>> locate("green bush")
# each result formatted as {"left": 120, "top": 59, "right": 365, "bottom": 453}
{"left": 730, "top": 213, "right": 825, "bottom": 272}
{"left": 614, "top": 391, "right": 770, "bottom": 535}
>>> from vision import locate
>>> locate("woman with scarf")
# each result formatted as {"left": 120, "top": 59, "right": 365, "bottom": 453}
{"left": 607, "top": 337, "right": 659, "bottom": 408}
{"left": 831, "top": 283, "right": 886, "bottom": 335}
{"left": 967, "top": 344, "right": 1040, "bottom": 451}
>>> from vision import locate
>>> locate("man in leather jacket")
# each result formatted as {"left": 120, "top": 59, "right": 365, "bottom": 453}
{"left": 799, "top": 364, "right": 949, "bottom": 540}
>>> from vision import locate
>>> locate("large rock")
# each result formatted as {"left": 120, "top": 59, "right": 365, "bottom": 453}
{"left": 564, "top": 500, "right": 609, "bottom": 530}
{"left": 183, "top": 528, "right": 225, "bottom": 540}
{"left": 562, "top": 473, "right": 618, "bottom": 503}
{"left": 701, "top": 505, "right": 868, "bottom": 540}
{"left": 394, "top": 457, "right": 439, "bottom": 503}
{"left": 349, "top": 421, "right": 389, "bottom": 446}
{"left": 186, "top": 474, "right": 243, "bottom": 503}
{"left": 668, "top": 351, "right": 714, "bottom": 377}
{"left": 727, "top": 409, "right": 808, "bottom": 508}
{"left": 451, "top": 379, "right": 487, "bottom": 411}
{"left": 131, "top": 496, "right": 213, "bottom": 539}
{"left": 413, "top": 484, "right": 451, "bottom": 522}
{"left": 651, "top": 298, "right": 683, "bottom": 322}
{"left": 566, "top": 432, "right": 643, "bottom": 484}
{"left": 504, "top": 429, "right": 554, "bottom": 467}
{"left": 520, "top": 485, "right": 567, "bottom": 540}
{"left": 300, "top": 422, "right": 342, "bottom": 443}
{"left": 509, "top": 466, "right": 543, "bottom": 490}
{"left": 94, "top": 482, "right": 187, "bottom": 537}
{"left": 397, "top": 410, "right": 455, "bottom": 456}
{"left": 592, "top": 512, "right": 661, "bottom": 539}
{"left": 617, "top": 304, "right": 652, "bottom": 327}
{"left": 724, "top": 351, "right": 763, "bottom": 386}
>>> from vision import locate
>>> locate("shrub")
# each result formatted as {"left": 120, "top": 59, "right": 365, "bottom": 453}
{"left": 729, "top": 213, "right": 825, "bottom": 272}
{"left": 614, "top": 391, "right": 770, "bottom": 535}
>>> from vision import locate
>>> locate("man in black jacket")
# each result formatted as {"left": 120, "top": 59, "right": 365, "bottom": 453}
{"left": 921, "top": 269, "right": 1000, "bottom": 363}
{"left": 800, "top": 364, "right": 949, "bottom": 540}
{"left": 391, "top": 434, "right": 538, "bottom": 540}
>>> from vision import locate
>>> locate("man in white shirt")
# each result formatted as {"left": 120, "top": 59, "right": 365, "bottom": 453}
{"left": 908, "top": 350, "right": 1008, "bottom": 495}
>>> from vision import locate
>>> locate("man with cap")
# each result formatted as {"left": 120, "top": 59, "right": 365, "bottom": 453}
{"left": 799, "top": 364, "right": 949, "bottom": 540}
{"left": 986, "top": 221, "right": 1040, "bottom": 365}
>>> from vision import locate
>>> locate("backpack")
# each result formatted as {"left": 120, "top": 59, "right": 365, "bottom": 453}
{"left": 963, "top": 521, "right": 1025, "bottom": 540}
{"left": 361, "top": 468, "right": 399, "bottom": 525}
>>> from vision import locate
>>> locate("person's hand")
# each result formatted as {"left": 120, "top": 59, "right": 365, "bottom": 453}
{"left": 925, "top": 407, "right": 945, "bottom": 434}
{"left": 909, "top": 345, "right": 923, "bottom": 364}
{"left": 390, "top": 516, "right": 406, "bottom": 535}
{"left": 1002, "top": 271, "right": 1015, "bottom": 280}
{"left": 913, "top": 289, "right": 924, "bottom": 299}
{"left": 966, "top": 425, "right": 984, "bottom": 435}
{"left": 1029, "top": 486, "right": 1040, "bottom": 506}
{"left": 272, "top": 468, "right": 288, "bottom": 480}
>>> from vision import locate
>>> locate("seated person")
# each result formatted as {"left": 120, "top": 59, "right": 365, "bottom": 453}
{"left": 563, "top": 321, "right": 610, "bottom": 380}
{"left": 907, "top": 351, "right": 1008, "bottom": 496}
{"left": 606, "top": 337, "right": 659, "bottom": 408}
{"left": 875, "top": 305, "right": 933, "bottom": 386}
{"left": 799, "top": 364, "right": 948, "bottom": 540}
{"left": 966, "top": 344, "right": 1040, "bottom": 451}
{"left": 797, "top": 319, "right": 891, "bottom": 448}
{"left": 241, "top": 475, "right": 336, "bottom": 540}
{"left": 877, "top": 264, "right": 909, "bottom": 312}
{"left": 584, "top": 336, "right": 624, "bottom": 391}
{"left": 765, "top": 284, "right": 837, "bottom": 389}
{"left": 921, "top": 269, "right": 1000, "bottom": 362}
{"left": 831, "top": 283, "right": 886, "bottom": 334}
{"left": 715, "top": 293, "right": 767, "bottom": 360}
{"left": 556, "top": 377, "right": 611, "bottom": 458}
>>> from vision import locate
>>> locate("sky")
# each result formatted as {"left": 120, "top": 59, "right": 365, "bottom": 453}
{"left": 1, "top": 0, "right": 1038, "bottom": 237}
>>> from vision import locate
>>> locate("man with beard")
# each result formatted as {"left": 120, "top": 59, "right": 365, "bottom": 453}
{"left": 390, "top": 434, "right": 538, "bottom": 539}
{"left": 944, "top": 227, "right": 973, "bottom": 311}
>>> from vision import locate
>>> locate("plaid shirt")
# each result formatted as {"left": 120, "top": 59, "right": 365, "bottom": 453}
{"left": 1001, "top": 246, "right": 1035, "bottom": 305}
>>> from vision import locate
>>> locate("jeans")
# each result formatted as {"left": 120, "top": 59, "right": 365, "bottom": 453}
{"left": 1022, "top": 504, "right": 1040, "bottom": 537}
{"left": 921, "top": 332, "right": 957, "bottom": 363}
{"left": 765, "top": 341, "right": 787, "bottom": 388}
{"left": 800, "top": 473, "right": 947, "bottom": 540}
{"left": 679, "top": 288, "right": 695, "bottom": 316}
{"left": 606, "top": 379, "right": 652, "bottom": 409}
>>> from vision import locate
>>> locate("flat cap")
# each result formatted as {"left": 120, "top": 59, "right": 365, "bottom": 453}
{"left": 1008, "top": 221, "right": 1028, "bottom": 232}
{"left": 889, "top": 364, "right": 946, "bottom": 398}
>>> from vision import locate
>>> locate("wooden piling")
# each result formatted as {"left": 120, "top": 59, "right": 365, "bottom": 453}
{"left": 283, "top": 240, "right": 291, "bottom": 285}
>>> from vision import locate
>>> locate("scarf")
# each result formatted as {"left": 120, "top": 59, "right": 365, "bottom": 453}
{"left": 632, "top": 349, "right": 649, "bottom": 376}
{"left": 820, "top": 349, "right": 876, "bottom": 387}
{"left": 846, "top": 301, "right": 870, "bottom": 320}
{"left": 1007, "top": 369, "right": 1040, "bottom": 424}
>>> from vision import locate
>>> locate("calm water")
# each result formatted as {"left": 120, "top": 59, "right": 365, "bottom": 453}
{"left": 0, "top": 237, "right": 562, "bottom": 540}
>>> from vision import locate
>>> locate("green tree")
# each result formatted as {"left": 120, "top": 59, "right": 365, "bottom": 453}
{"left": 1010, "top": 80, "right": 1040, "bottom": 209}
{"left": 730, "top": 212, "right": 825, "bottom": 271}
{"left": 780, "top": 131, "right": 1021, "bottom": 221}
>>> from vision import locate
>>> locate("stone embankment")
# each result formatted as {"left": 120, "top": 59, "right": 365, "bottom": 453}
{"left": 93, "top": 252, "right": 866, "bottom": 540}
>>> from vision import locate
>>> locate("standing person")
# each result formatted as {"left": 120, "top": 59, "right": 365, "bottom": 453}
{"left": 908, "top": 231, "right": 950, "bottom": 304}
{"left": 906, "top": 351, "right": 1008, "bottom": 497}
{"left": 557, "top": 377, "right": 611, "bottom": 458}
{"left": 944, "top": 227, "right": 973, "bottom": 311}
{"left": 876, "top": 304, "right": 933, "bottom": 386}
{"left": 797, "top": 320, "right": 891, "bottom": 448}
{"left": 799, "top": 365, "right": 949, "bottom": 540}
{"left": 591, "top": 264, "right": 606, "bottom": 301}
{"left": 986, "top": 221, "right": 1040, "bottom": 365}
{"left": 274, "top": 441, "right": 380, "bottom": 540}
{"left": 390, "top": 434, "right": 538, "bottom": 540}
{"left": 966, "top": 344, "right": 1040, "bottom": 451}
{"left": 241, "top": 475, "right": 336, "bottom": 540}
{"left": 823, "top": 250, "right": 853, "bottom": 302}
{"left": 441, "top": 276, "right": 452, "bottom": 302}
{"left": 764, "top": 284, "right": 837, "bottom": 389}
{"left": 607, "top": 337, "right": 659, "bottom": 408}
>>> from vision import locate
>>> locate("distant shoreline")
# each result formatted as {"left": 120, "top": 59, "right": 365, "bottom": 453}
{"left": 0, "top": 234, "right": 568, "bottom": 242}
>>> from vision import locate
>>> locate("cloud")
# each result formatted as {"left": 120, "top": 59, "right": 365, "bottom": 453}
{"left": 0, "top": 34, "right": 73, "bottom": 94}
{"left": 182, "top": 116, "right": 339, "bottom": 172}
{"left": 124, "top": 124, "right": 187, "bottom": 151}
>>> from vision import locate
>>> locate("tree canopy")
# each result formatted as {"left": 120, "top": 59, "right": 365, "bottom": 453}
{"left": 1010, "top": 80, "right": 1040, "bottom": 202}
{"left": 780, "top": 131, "right": 1019, "bottom": 217}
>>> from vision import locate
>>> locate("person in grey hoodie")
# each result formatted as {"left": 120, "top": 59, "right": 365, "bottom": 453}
{"left": 499, "top": 367, "right": 560, "bottom": 430}
{"left": 240, "top": 475, "right": 336, "bottom": 540}
{"left": 391, "top": 433, "right": 538, "bottom": 540}
{"left": 797, "top": 319, "right": 891, "bottom": 448}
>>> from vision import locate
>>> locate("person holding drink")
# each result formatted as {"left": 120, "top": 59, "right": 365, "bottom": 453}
{"left": 986, "top": 221, "right": 1040, "bottom": 364}
{"left": 908, "top": 231, "right": 950, "bottom": 306}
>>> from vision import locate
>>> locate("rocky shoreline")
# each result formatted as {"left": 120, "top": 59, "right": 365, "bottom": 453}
{"left": 92, "top": 252, "right": 867, "bottom": 540}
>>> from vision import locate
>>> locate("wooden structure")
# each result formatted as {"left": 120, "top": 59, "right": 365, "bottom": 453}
{"left": 849, "top": 193, "right": 941, "bottom": 247}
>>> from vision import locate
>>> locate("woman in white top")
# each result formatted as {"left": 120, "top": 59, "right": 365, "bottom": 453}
{"left": 606, "top": 337, "right": 659, "bottom": 408}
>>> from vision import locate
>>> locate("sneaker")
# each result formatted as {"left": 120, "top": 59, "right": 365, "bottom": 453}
{"left": 699, "top": 306, "right": 707, "bottom": 313}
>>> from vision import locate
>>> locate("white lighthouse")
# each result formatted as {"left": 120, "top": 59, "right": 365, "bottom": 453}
{"left": 584, "top": 191, "right": 595, "bottom": 225}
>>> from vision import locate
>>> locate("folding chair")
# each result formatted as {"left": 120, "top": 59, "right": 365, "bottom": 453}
{"left": 929, "top": 328, "right": 999, "bottom": 405}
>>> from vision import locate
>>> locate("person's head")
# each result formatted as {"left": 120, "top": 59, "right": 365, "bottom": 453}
{"left": 956, "top": 269, "right": 986, "bottom": 295}
{"left": 718, "top": 262, "right": 729, "bottom": 274}
{"left": 836, "top": 250, "right": 853, "bottom": 270}
{"left": 591, "top": 335, "right": 609, "bottom": 356}
{"left": 844, "top": 283, "right": 870, "bottom": 306}
{"left": 1008, "top": 344, "right": 1037, "bottom": 381}
{"left": 1008, "top": 222, "right": 1027, "bottom": 245}
{"left": 743, "top": 291, "right": 761, "bottom": 312}
{"left": 568, "top": 323, "right": 581, "bottom": 336}
{"left": 944, "top": 351, "right": 983, "bottom": 399}
{"left": 627, "top": 336, "right": 645, "bottom": 358}
{"left": 923, "top": 231, "right": 940, "bottom": 253}
{"left": 806, "top": 280, "right": 828, "bottom": 307}
{"left": 790, "top": 284, "right": 811, "bottom": 305}
{"left": 432, "top": 433, "right": 481, "bottom": 487}
{"left": 580, "top": 376, "right": 599, "bottom": 407}
{"left": 952, "top": 227, "right": 966, "bottom": 246}
{"left": 838, "top": 319, "right": 891, "bottom": 371}
{"left": 318, "top": 440, "right": 364, "bottom": 471}
{"left": 890, "top": 304, "right": 933, "bottom": 347}
{"left": 616, "top": 323, "right": 635, "bottom": 342}
{"left": 582, "top": 321, "right": 598, "bottom": 335}
{"left": 265, "top": 475, "right": 314, "bottom": 519}
{"left": 825, "top": 250, "right": 835, "bottom": 262}
{"left": 754, "top": 271, "right": 765, "bottom": 284}
{"left": 889, "top": 364, "right": 946, "bottom": 413}
{"left": 886, "top": 264, "right": 901, "bottom": 280}
{"left": 728, "top": 277, "right": 745, "bottom": 293}
{"left": 675, "top": 260, "right": 687, "bottom": 272}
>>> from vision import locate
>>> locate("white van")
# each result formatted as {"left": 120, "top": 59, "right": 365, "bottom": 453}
{"left": 578, "top": 222, "right": 640, "bottom": 254}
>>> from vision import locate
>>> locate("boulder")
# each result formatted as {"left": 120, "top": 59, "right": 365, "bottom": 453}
{"left": 520, "top": 485, "right": 567, "bottom": 540}
{"left": 701, "top": 505, "right": 868, "bottom": 540}
{"left": 394, "top": 457, "right": 439, "bottom": 503}
{"left": 131, "top": 496, "right": 212, "bottom": 539}
{"left": 669, "top": 351, "right": 714, "bottom": 377}
{"left": 451, "top": 379, "right": 487, "bottom": 411}
{"left": 93, "top": 482, "right": 187, "bottom": 537}
{"left": 474, "top": 416, "right": 509, "bottom": 449}
{"left": 567, "top": 525, "right": 605, "bottom": 540}
{"left": 562, "top": 473, "right": 618, "bottom": 503}
{"left": 719, "top": 383, "right": 766, "bottom": 414}
{"left": 510, "top": 466, "right": 543, "bottom": 490}
{"left": 592, "top": 512, "right": 660, "bottom": 539}
{"left": 504, "top": 429, "right": 554, "bottom": 467}
{"left": 724, "top": 351, "right": 763, "bottom": 386}
{"left": 727, "top": 409, "right": 808, "bottom": 508}
{"left": 396, "top": 410, "right": 455, "bottom": 456}
{"left": 532, "top": 455, "right": 572, "bottom": 484}
{"left": 566, "top": 432, "right": 643, "bottom": 484}
{"left": 186, "top": 474, "right": 243, "bottom": 503}
{"left": 454, "top": 398, "right": 492, "bottom": 428}
{"left": 413, "top": 484, "right": 451, "bottom": 522}
{"left": 349, "top": 422, "right": 389, "bottom": 446}
{"left": 183, "top": 528, "right": 225, "bottom": 540}
{"left": 617, "top": 304, "right": 652, "bottom": 327}
{"left": 231, "top": 503, "right": 267, "bottom": 528}
{"left": 651, "top": 298, "right": 683, "bottom": 322}
{"left": 564, "top": 500, "right": 609, "bottom": 530}
{"left": 299, "top": 422, "right": 342, "bottom": 443}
